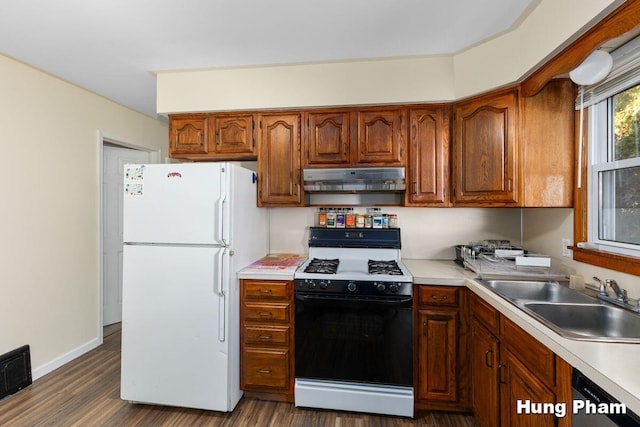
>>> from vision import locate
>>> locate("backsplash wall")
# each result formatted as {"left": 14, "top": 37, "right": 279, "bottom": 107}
{"left": 267, "top": 207, "right": 523, "bottom": 259}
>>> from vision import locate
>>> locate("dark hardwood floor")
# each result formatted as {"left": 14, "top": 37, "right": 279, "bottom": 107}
{"left": 0, "top": 328, "right": 479, "bottom": 426}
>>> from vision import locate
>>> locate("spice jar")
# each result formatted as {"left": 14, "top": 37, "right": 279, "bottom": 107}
{"left": 317, "top": 208, "right": 327, "bottom": 227}
{"left": 326, "top": 209, "right": 336, "bottom": 228}
{"left": 346, "top": 208, "right": 356, "bottom": 228}
{"left": 336, "top": 208, "right": 346, "bottom": 228}
{"left": 389, "top": 214, "right": 398, "bottom": 228}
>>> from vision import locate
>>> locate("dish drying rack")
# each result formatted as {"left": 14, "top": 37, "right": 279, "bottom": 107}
{"left": 463, "top": 251, "right": 570, "bottom": 280}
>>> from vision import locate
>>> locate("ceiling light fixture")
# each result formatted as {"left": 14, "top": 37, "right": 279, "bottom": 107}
{"left": 570, "top": 50, "right": 614, "bottom": 188}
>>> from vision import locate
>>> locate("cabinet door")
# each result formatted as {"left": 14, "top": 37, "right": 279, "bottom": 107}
{"left": 471, "top": 319, "right": 500, "bottom": 427}
{"left": 522, "top": 79, "right": 574, "bottom": 207}
{"left": 169, "top": 114, "right": 208, "bottom": 155}
{"left": 453, "top": 90, "right": 518, "bottom": 205}
{"left": 258, "top": 114, "right": 303, "bottom": 206}
{"left": 406, "top": 107, "right": 450, "bottom": 206}
{"left": 417, "top": 308, "right": 458, "bottom": 402}
{"left": 305, "top": 112, "right": 350, "bottom": 166}
{"left": 500, "top": 349, "right": 556, "bottom": 427}
{"left": 213, "top": 114, "right": 256, "bottom": 156}
{"left": 354, "top": 109, "right": 406, "bottom": 165}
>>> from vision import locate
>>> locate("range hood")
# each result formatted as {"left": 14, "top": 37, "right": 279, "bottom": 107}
{"left": 303, "top": 167, "right": 406, "bottom": 193}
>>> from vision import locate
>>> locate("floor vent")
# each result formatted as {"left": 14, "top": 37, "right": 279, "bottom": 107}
{"left": 0, "top": 345, "right": 32, "bottom": 400}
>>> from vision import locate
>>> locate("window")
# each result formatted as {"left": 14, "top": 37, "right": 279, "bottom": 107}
{"left": 588, "top": 69, "right": 640, "bottom": 258}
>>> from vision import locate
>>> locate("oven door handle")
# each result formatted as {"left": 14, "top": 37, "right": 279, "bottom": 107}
{"left": 295, "top": 293, "right": 413, "bottom": 305}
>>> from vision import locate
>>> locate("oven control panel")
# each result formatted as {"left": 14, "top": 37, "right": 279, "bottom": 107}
{"left": 294, "top": 279, "right": 412, "bottom": 296}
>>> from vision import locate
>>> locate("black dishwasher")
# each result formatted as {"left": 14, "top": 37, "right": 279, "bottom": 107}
{"left": 572, "top": 369, "right": 640, "bottom": 426}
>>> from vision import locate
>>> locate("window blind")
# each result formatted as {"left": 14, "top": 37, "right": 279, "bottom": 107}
{"left": 576, "top": 35, "right": 640, "bottom": 109}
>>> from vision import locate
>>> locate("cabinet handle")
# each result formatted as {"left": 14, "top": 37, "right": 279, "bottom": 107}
{"left": 507, "top": 178, "right": 512, "bottom": 192}
{"left": 413, "top": 182, "right": 418, "bottom": 195}
{"left": 258, "top": 369, "right": 273, "bottom": 374}
{"left": 258, "top": 335, "right": 273, "bottom": 340}
{"left": 498, "top": 364, "right": 507, "bottom": 384}
{"left": 343, "top": 143, "right": 347, "bottom": 154}
{"left": 484, "top": 349, "right": 493, "bottom": 368}
{"left": 431, "top": 295, "right": 448, "bottom": 301}
{"left": 258, "top": 312, "right": 273, "bottom": 318}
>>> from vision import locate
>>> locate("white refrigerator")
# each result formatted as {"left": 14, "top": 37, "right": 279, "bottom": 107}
{"left": 120, "top": 162, "right": 267, "bottom": 411}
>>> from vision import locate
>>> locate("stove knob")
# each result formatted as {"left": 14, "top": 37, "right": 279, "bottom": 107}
{"left": 319, "top": 280, "right": 329, "bottom": 290}
{"left": 388, "top": 283, "right": 400, "bottom": 293}
{"left": 375, "top": 282, "right": 386, "bottom": 292}
{"left": 347, "top": 281, "right": 357, "bottom": 292}
{"left": 306, "top": 279, "right": 316, "bottom": 290}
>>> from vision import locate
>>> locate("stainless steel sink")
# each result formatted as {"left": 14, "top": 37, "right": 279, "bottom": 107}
{"left": 522, "top": 302, "right": 640, "bottom": 343}
{"left": 479, "top": 279, "right": 596, "bottom": 304}
{"left": 477, "top": 278, "right": 640, "bottom": 343}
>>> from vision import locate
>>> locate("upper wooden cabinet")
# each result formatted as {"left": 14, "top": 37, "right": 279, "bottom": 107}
{"left": 406, "top": 106, "right": 450, "bottom": 206}
{"left": 303, "top": 108, "right": 406, "bottom": 168}
{"left": 354, "top": 108, "right": 406, "bottom": 166}
{"left": 257, "top": 113, "right": 303, "bottom": 207}
{"left": 211, "top": 114, "right": 256, "bottom": 156}
{"left": 452, "top": 88, "right": 519, "bottom": 206}
{"left": 168, "top": 81, "right": 573, "bottom": 208}
{"left": 169, "top": 113, "right": 257, "bottom": 160}
{"left": 521, "top": 79, "right": 575, "bottom": 207}
{"left": 304, "top": 111, "right": 351, "bottom": 166}
{"left": 169, "top": 114, "right": 208, "bottom": 156}
{"left": 452, "top": 80, "right": 575, "bottom": 207}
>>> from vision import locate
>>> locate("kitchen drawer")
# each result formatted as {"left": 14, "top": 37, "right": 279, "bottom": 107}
{"left": 418, "top": 286, "right": 459, "bottom": 306}
{"left": 470, "top": 292, "right": 499, "bottom": 334}
{"left": 242, "top": 347, "right": 290, "bottom": 390}
{"left": 243, "top": 280, "right": 291, "bottom": 300}
{"left": 500, "top": 316, "right": 555, "bottom": 388}
{"left": 243, "top": 302, "right": 290, "bottom": 323}
{"left": 244, "top": 325, "right": 290, "bottom": 346}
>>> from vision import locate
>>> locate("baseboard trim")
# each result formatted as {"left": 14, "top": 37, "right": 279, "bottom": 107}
{"left": 31, "top": 337, "right": 101, "bottom": 381}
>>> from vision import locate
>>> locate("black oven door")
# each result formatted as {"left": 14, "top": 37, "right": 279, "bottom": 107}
{"left": 295, "top": 293, "right": 413, "bottom": 387}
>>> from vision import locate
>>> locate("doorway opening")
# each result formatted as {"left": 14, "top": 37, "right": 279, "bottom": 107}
{"left": 98, "top": 131, "right": 160, "bottom": 342}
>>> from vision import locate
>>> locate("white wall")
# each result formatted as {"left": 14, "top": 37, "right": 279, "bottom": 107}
{"left": 0, "top": 53, "right": 168, "bottom": 376}
{"left": 268, "top": 207, "right": 522, "bottom": 260}
{"left": 523, "top": 209, "right": 640, "bottom": 298}
{"left": 157, "top": 56, "right": 455, "bottom": 113}
{"left": 156, "top": 0, "right": 619, "bottom": 113}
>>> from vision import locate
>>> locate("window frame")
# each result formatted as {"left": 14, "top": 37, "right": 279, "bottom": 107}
{"left": 588, "top": 96, "right": 640, "bottom": 257}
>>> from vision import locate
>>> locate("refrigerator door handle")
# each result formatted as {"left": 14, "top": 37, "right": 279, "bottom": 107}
{"left": 215, "top": 248, "right": 226, "bottom": 296}
{"left": 216, "top": 248, "right": 227, "bottom": 342}
{"left": 221, "top": 197, "right": 228, "bottom": 246}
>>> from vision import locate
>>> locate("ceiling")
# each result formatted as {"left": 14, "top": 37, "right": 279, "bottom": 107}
{"left": 0, "top": 0, "right": 537, "bottom": 118}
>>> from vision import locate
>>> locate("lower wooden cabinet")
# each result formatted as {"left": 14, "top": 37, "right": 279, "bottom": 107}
{"left": 240, "top": 279, "right": 294, "bottom": 402}
{"left": 469, "top": 291, "right": 572, "bottom": 427}
{"left": 471, "top": 318, "right": 500, "bottom": 427}
{"left": 415, "top": 285, "right": 470, "bottom": 411}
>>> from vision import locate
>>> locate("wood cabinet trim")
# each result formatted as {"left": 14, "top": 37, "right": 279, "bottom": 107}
{"left": 521, "top": 1, "right": 640, "bottom": 97}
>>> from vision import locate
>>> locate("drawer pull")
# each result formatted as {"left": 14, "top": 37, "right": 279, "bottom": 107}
{"left": 258, "top": 312, "right": 273, "bottom": 318}
{"left": 258, "top": 335, "right": 273, "bottom": 340}
{"left": 431, "top": 295, "right": 448, "bottom": 301}
{"left": 258, "top": 369, "right": 272, "bottom": 374}
{"left": 259, "top": 289, "right": 272, "bottom": 294}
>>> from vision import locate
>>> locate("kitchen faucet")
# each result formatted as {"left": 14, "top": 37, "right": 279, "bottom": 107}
{"left": 593, "top": 276, "right": 640, "bottom": 313}
{"left": 606, "top": 279, "right": 627, "bottom": 302}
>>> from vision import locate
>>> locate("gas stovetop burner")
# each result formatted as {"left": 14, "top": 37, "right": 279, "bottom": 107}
{"left": 304, "top": 258, "right": 340, "bottom": 274}
{"left": 368, "top": 260, "right": 403, "bottom": 276}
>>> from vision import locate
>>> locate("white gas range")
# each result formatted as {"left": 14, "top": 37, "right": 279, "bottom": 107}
{"left": 293, "top": 227, "right": 414, "bottom": 418}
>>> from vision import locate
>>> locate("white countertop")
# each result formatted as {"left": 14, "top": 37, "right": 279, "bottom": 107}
{"left": 237, "top": 253, "right": 307, "bottom": 281}
{"left": 406, "top": 259, "right": 640, "bottom": 415}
